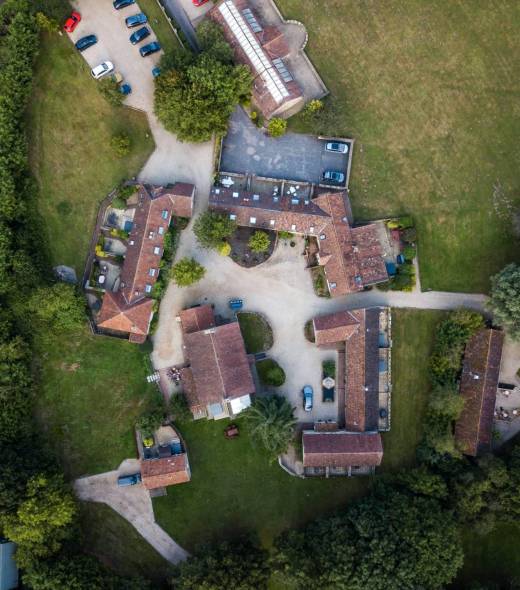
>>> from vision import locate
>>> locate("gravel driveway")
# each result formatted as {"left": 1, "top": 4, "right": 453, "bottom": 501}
{"left": 152, "top": 227, "right": 487, "bottom": 423}
{"left": 69, "top": 0, "right": 214, "bottom": 194}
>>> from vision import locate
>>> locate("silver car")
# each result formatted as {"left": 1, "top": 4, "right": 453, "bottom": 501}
{"left": 91, "top": 61, "right": 114, "bottom": 80}
{"left": 325, "top": 141, "right": 349, "bottom": 154}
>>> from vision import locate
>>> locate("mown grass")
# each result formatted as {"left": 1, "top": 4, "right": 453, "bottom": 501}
{"left": 27, "top": 32, "right": 154, "bottom": 274}
{"left": 237, "top": 311, "right": 274, "bottom": 353}
{"left": 34, "top": 327, "right": 161, "bottom": 479}
{"left": 279, "top": 0, "right": 520, "bottom": 293}
{"left": 80, "top": 502, "right": 173, "bottom": 588}
{"left": 138, "top": 0, "right": 183, "bottom": 55}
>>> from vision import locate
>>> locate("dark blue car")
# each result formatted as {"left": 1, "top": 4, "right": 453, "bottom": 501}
{"left": 139, "top": 41, "right": 161, "bottom": 57}
{"left": 125, "top": 12, "right": 147, "bottom": 28}
{"left": 75, "top": 34, "right": 97, "bottom": 52}
{"left": 113, "top": 0, "right": 135, "bottom": 10}
{"left": 129, "top": 26, "right": 150, "bottom": 45}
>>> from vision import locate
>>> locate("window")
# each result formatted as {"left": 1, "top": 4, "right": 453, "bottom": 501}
{"left": 161, "top": 210, "right": 169, "bottom": 220}
{"left": 330, "top": 282, "right": 337, "bottom": 289}
{"left": 309, "top": 226, "right": 314, "bottom": 233}
{"left": 291, "top": 198, "right": 298, "bottom": 205}
{"left": 158, "top": 226, "right": 164, "bottom": 235}
{"left": 291, "top": 224, "right": 296, "bottom": 231}
{"left": 153, "top": 246, "right": 161, "bottom": 255}
{"left": 129, "top": 240, "right": 135, "bottom": 246}
{"left": 273, "top": 196, "right": 279, "bottom": 203}
{"left": 148, "top": 231, "right": 155, "bottom": 239}
{"left": 250, "top": 217, "right": 256, "bottom": 224}
{"left": 145, "top": 284, "right": 152, "bottom": 293}
{"left": 148, "top": 268, "right": 156, "bottom": 277}
{"left": 253, "top": 194, "right": 260, "bottom": 201}
{"left": 270, "top": 219, "right": 275, "bottom": 226}
{"left": 232, "top": 192, "right": 239, "bottom": 198}
{"left": 229, "top": 214, "right": 236, "bottom": 221}
{"left": 215, "top": 188, "right": 220, "bottom": 194}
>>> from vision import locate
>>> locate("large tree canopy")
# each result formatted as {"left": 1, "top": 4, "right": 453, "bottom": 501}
{"left": 489, "top": 263, "right": 520, "bottom": 339}
{"left": 273, "top": 486, "right": 464, "bottom": 590}
{"left": 154, "top": 23, "right": 252, "bottom": 142}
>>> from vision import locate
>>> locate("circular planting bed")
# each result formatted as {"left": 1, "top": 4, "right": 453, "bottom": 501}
{"left": 237, "top": 311, "right": 274, "bottom": 354}
{"left": 229, "top": 227, "right": 276, "bottom": 268}
{"left": 256, "top": 358, "right": 286, "bottom": 387}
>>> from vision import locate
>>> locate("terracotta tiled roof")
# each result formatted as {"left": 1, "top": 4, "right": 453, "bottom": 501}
{"left": 141, "top": 454, "right": 190, "bottom": 490}
{"left": 455, "top": 329, "right": 504, "bottom": 456}
{"left": 209, "top": 0, "right": 303, "bottom": 119}
{"left": 209, "top": 186, "right": 329, "bottom": 235}
{"left": 97, "top": 292, "right": 153, "bottom": 342}
{"left": 313, "top": 310, "right": 360, "bottom": 346}
{"left": 181, "top": 321, "right": 255, "bottom": 407}
{"left": 179, "top": 305, "right": 216, "bottom": 334}
{"left": 302, "top": 431, "right": 383, "bottom": 468}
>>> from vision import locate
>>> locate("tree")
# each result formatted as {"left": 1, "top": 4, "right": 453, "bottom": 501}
{"left": 264, "top": 365, "right": 286, "bottom": 386}
{"left": 170, "top": 257, "right": 205, "bottom": 287}
{"left": 98, "top": 78, "right": 124, "bottom": 107}
{"left": 169, "top": 393, "right": 192, "bottom": 422}
{"left": 27, "top": 283, "right": 85, "bottom": 333}
{"left": 154, "top": 52, "right": 252, "bottom": 142}
{"left": 489, "top": 263, "right": 520, "bottom": 339}
{"left": 171, "top": 538, "right": 269, "bottom": 590}
{"left": 136, "top": 408, "right": 164, "bottom": 437}
{"left": 1, "top": 474, "right": 76, "bottom": 568}
{"left": 197, "top": 21, "right": 233, "bottom": 63}
{"left": 193, "top": 211, "right": 236, "bottom": 250}
{"left": 248, "top": 230, "right": 271, "bottom": 253}
{"left": 244, "top": 395, "right": 296, "bottom": 458}
{"left": 273, "top": 486, "right": 464, "bottom": 590}
{"left": 267, "top": 117, "right": 287, "bottom": 137}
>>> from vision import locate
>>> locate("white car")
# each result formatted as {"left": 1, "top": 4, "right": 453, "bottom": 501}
{"left": 91, "top": 61, "right": 114, "bottom": 80}
{"left": 325, "top": 141, "right": 349, "bottom": 154}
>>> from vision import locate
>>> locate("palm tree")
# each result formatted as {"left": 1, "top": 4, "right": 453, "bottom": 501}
{"left": 244, "top": 395, "right": 296, "bottom": 459}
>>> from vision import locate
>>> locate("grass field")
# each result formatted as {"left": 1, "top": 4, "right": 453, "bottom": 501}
{"left": 153, "top": 309, "right": 440, "bottom": 551}
{"left": 34, "top": 328, "right": 161, "bottom": 479}
{"left": 27, "top": 32, "right": 154, "bottom": 274}
{"left": 138, "top": 0, "right": 183, "bottom": 55}
{"left": 80, "top": 502, "right": 173, "bottom": 588}
{"left": 279, "top": 0, "right": 520, "bottom": 293}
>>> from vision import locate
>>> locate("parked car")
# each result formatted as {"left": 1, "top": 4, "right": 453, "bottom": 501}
{"left": 64, "top": 11, "right": 81, "bottom": 33}
{"left": 117, "top": 473, "right": 141, "bottom": 487}
{"left": 192, "top": 0, "right": 210, "bottom": 5}
{"left": 75, "top": 34, "right": 97, "bottom": 52}
{"left": 113, "top": 0, "right": 136, "bottom": 9}
{"left": 119, "top": 83, "right": 132, "bottom": 95}
{"left": 152, "top": 66, "right": 161, "bottom": 77}
{"left": 322, "top": 170, "right": 345, "bottom": 184}
{"left": 91, "top": 61, "right": 114, "bottom": 80}
{"left": 139, "top": 41, "right": 161, "bottom": 57}
{"left": 129, "top": 26, "right": 150, "bottom": 45}
{"left": 325, "top": 141, "right": 349, "bottom": 154}
{"left": 229, "top": 298, "right": 243, "bottom": 311}
{"left": 125, "top": 12, "right": 147, "bottom": 28}
{"left": 303, "top": 385, "right": 313, "bottom": 412}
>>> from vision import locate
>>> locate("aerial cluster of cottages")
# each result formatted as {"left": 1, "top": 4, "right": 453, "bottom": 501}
{"left": 86, "top": 0, "right": 504, "bottom": 490}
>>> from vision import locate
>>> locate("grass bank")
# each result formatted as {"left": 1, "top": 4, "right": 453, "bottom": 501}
{"left": 279, "top": 0, "right": 520, "bottom": 292}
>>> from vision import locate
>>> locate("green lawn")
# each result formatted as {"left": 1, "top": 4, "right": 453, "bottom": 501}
{"left": 256, "top": 358, "right": 286, "bottom": 386}
{"left": 381, "top": 309, "right": 445, "bottom": 471}
{"left": 279, "top": 0, "right": 520, "bottom": 293}
{"left": 138, "top": 0, "right": 184, "bottom": 55}
{"left": 455, "top": 524, "right": 520, "bottom": 588}
{"left": 34, "top": 328, "right": 161, "bottom": 479}
{"left": 237, "top": 311, "right": 274, "bottom": 354}
{"left": 80, "top": 502, "right": 173, "bottom": 588}
{"left": 27, "top": 32, "right": 155, "bottom": 274}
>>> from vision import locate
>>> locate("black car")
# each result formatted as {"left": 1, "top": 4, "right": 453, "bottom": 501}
{"left": 75, "top": 34, "right": 97, "bottom": 52}
{"left": 125, "top": 12, "right": 147, "bottom": 28}
{"left": 139, "top": 41, "right": 161, "bottom": 57}
{"left": 129, "top": 26, "right": 150, "bottom": 45}
{"left": 113, "top": 0, "right": 135, "bottom": 9}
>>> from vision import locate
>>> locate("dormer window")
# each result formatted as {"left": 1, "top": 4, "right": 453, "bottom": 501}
{"left": 145, "top": 284, "right": 152, "bottom": 293}
{"left": 229, "top": 214, "right": 237, "bottom": 220}
{"left": 161, "top": 210, "right": 169, "bottom": 220}
{"left": 215, "top": 188, "right": 220, "bottom": 194}
{"left": 291, "top": 198, "right": 298, "bottom": 205}
{"left": 129, "top": 240, "right": 135, "bottom": 245}
{"left": 320, "top": 234, "right": 326, "bottom": 240}
{"left": 154, "top": 246, "right": 161, "bottom": 255}
{"left": 250, "top": 217, "right": 256, "bottom": 224}
{"left": 149, "top": 268, "right": 156, "bottom": 277}
{"left": 330, "top": 282, "right": 337, "bottom": 289}
{"left": 270, "top": 219, "right": 275, "bottom": 226}
{"left": 158, "top": 226, "right": 164, "bottom": 235}
{"left": 232, "top": 192, "right": 239, "bottom": 198}
{"left": 309, "top": 226, "right": 314, "bottom": 233}
{"left": 291, "top": 224, "right": 296, "bottom": 231}
{"left": 253, "top": 194, "right": 260, "bottom": 201}
{"left": 273, "top": 196, "right": 279, "bottom": 203}
{"left": 148, "top": 231, "right": 155, "bottom": 239}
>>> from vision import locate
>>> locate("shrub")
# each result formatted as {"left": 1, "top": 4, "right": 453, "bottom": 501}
{"left": 118, "top": 184, "right": 137, "bottom": 201}
{"left": 170, "top": 257, "right": 205, "bottom": 287}
{"left": 35, "top": 12, "right": 58, "bottom": 32}
{"left": 401, "top": 227, "right": 417, "bottom": 243}
{"left": 248, "top": 230, "right": 270, "bottom": 253}
{"left": 110, "top": 134, "right": 131, "bottom": 158}
{"left": 217, "top": 241, "right": 231, "bottom": 256}
{"left": 403, "top": 245, "right": 416, "bottom": 261}
{"left": 98, "top": 78, "right": 123, "bottom": 107}
{"left": 194, "top": 211, "right": 236, "bottom": 250}
{"left": 323, "top": 360, "right": 336, "bottom": 378}
{"left": 136, "top": 409, "right": 164, "bottom": 437}
{"left": 390, "top": 263, "right": 416, "bottom": 291}
{"left": 110, "top": 197, "right": 127, "bottom": 210}
{"left": 278, "top": 231, "right": 293, "bottom": 240}
{"left": 489, "top": 263, "right": 520, "bottom": 340}
{"left": 304, "top": 99, "right": 324, "bottom": 116}
{"left": 387, "top": 216, "right": 414, "bottom": 230}
{"left": 169, "top": 393, "right": 192, "bottom": 422}
{"left": 267, "top": 117, "right": 287, "bottom": 137}
{"left": 257, "top": 359, "right": 286, "bottom": 387}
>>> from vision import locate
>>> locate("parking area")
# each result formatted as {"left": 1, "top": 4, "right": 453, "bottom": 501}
{"left": 68, "top": 0, "right": 162, "bottom": 111}
{"left": 220, "top": 108, "right": 352, "bottom": 187}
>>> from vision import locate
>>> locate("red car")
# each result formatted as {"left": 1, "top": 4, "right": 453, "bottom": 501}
{"left": 64, "top": 11, "right": 81, "bottom": 33}
{"left": 192, "top": 0, "right": 210, "bottom": 6}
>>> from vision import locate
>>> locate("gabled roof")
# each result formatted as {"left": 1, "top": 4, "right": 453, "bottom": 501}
{"left": 313, "top": 310, "right": 360, "bottom": 346}
{"left": 97, "top": 292, "right": 153, "bottom": 343}
{"left": 302, "top": 431, "right": 383, "bottom": 468}
{"left": 179, "top": 305, "right": 216, "bottom": 334}
{"left": 181, "top": 320, "right": 255, "bottom": 407}
{"left": 141, "top": 454, "right": 190, "bottom": 489}
{"left": 455, "top": 329, "right": 504, "bottom": 456}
